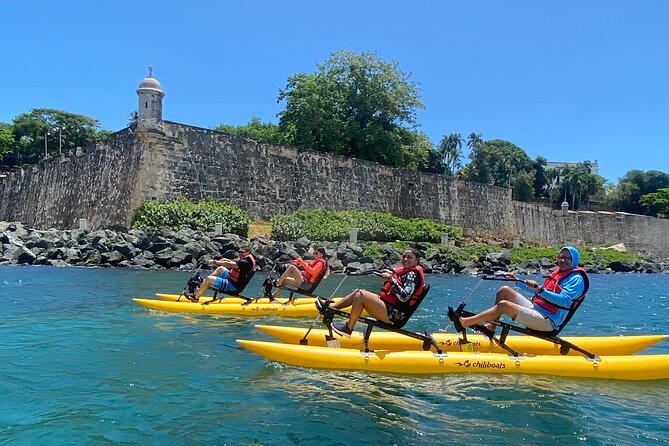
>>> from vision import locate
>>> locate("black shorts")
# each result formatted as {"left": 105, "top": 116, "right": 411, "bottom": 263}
{"left": 386, "top": 305, "right": 405, "bottom": 325}
{"left": 298, "top": 281, "right": 316, "bottom": 292}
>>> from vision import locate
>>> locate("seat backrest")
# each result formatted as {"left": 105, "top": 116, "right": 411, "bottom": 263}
{"left": 393, "top": 283, "right": 430, "bottom": 329}
{"left": 528, "top": 293, "right": 586, "bottom": 337}
{"left": 553, "top": 293, "right": 585, "bottom": 335}
{"left": 234, "top": 267, "right": 257, "bottom": 294}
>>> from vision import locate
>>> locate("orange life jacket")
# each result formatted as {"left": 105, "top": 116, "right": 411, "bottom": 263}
{"left": 532, "top": 266, "right": 589, "bottom": 314}
{"left": 379, "top": 265, "right": 425, "bottom": 312}
{"left": 303, "top": 258, "right": 327, "bottom": 284}
{"left": 229, "top": 254, "right": 257, "bottom": 291}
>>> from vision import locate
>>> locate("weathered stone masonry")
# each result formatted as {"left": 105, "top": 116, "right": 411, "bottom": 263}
{"left": 1, "top": 69, "right": 667, "bottom": 255}
{"left": 1, "top": 121, "right": 667, "bottom": 255}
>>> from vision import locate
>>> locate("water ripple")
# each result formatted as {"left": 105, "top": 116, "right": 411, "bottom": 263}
{"left": 1, "top": 267, "right": 668, "bottom": 445}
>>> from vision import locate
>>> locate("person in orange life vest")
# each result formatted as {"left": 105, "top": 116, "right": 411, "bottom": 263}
{"left": 269, "top": 247, "right": 329, "bottom": 301}
{"left": 454, "top": 246, "right": 587, "bottom": 332}
{"left": 189, "top": 246, "right": 256, "bottom": 301}
{"left": 327, "top": 248, "right": 425, "bottom": 337}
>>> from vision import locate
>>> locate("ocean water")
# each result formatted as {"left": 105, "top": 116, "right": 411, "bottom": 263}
{"left": 1, "top": 266, "right": 668, "bottom": 445}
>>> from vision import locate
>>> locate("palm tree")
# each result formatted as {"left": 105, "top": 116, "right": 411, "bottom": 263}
{"left": 438, "top": 132, "right": 464, "bottom": 175}
{"left": 466, "top": 133, "right": 482, "bottom": 154}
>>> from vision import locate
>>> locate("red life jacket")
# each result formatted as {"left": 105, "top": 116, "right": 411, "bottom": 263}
{"left": 532, "top": 266, "right": 589, "bottom": 314}
{"left": 303, "top": 258, "right": 327, "bottom": 284}
{"left": 228, "top": 254, "right": 257, "bottom": 292}
{"left": 379, "top": 265, "right": 425, "bottom": 312}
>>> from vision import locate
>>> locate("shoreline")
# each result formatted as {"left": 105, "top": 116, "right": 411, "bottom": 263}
{"left": 2, "top": 222, "right": 668, "bottom": 275}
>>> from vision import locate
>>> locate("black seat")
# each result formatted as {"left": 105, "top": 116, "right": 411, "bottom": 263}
{"left": 316, "top": 283, "right": 438, "bottom": 353}
{"left": 392, "top": 283, "right": 430, "bottom": 329}
{"left": 525, "top": 293, "right": 585, "bottom": 337}
{"left": 208, "top": 268, "right": 257, "bottom": 300}
{"left": 274, "top": 260, "right": 329, "bottom": 301}
{"left": 454, "top": 292, "right": 594, "bottom": 358}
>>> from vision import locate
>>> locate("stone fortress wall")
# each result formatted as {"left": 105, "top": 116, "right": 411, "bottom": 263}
{"left": 1, "top": 71, "right": 667, "bottom": 255}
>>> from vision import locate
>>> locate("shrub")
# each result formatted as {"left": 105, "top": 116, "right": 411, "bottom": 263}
{"left": 271, "top": 209, "right": 462, "bottom": 242}
{"left": 131, "top": 198, "right": 249, "bottom": 236}
{"left": 511, "top": 247, "right": 561, "bottom": 264}
{"left": 511, "top": 246, "right": 642, "bottom": 265}
{"left": 581, "top": 248, "right": 642, "bottom": 265}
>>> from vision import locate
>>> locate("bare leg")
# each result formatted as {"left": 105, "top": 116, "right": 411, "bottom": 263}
{"left": 460, "top": 300, "right": 521, "bottom": 328}
{"left": 273, "top": 265, "right": 303, "bottom": 298}
{"left": 194, "top": 267, "right": 227, "bottom": 300}
{"left": 330, "top": 288, "right": 360, "bottom": 309}
{"left": 344, "top": 289, "right": 390, "bottom": 330}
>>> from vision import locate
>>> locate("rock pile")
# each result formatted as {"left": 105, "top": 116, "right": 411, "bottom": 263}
{"left": 1, "top": 222, "right": 667, "bottom": 274}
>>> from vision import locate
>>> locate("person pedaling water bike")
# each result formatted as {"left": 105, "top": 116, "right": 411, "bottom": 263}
{"left": 187, "top": 246, "right": 257, "bottom": 302}
{"left": 317, "top": 247, "right": 426, "bottom": 337}
{"left": 263, "top": 247, "right": 329, "bottom": 302}
{"left": 449, "top": 246, "right": 589, "bottom": 334}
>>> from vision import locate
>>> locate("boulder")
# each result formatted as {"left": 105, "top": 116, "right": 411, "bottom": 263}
{"left": 128, "top": 229, "right": 150, "bottom": 250}
{"left": 17, "top": 246, "right": 37, "bottom": 264}
{"left": 608, "top": 261, "right": 635, "bottom": 273}
{"left": 101, "top": 251, "right": 125, "bottom": 265}
{"left": 112, "top": 241, "right": 135, "bottom": 258}
{"left": 154, "top": 248, "right": 174, "bottom": 266}
{"left": 83, "top": 250, "right": 102, "bottom": 266}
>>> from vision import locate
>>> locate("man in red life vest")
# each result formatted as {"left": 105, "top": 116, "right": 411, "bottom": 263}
{"left": 325, "top": 248, "right": 426, "bottom": 337}
{"left": 453, "top": 246, "right": 588, "bottom": 333}
{"left": 189, "top": 246, "right": 256, "bottom": 301}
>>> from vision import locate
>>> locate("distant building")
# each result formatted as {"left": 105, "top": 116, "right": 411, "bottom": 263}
{"left": 545, "top": 160, "right": 599, "bottom": 188}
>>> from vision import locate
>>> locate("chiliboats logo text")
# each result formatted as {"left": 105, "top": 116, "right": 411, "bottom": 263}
{"left": 454, "top": 359, "right": 506, "bottom": 370}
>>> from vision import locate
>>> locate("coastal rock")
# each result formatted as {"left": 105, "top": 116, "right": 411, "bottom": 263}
{"left": 154, "top": 248, "right": 174, "bottom": 266}
{"left": 101, "top": 251, "right": 125, "bottom": 265}
{"left": 83, "top": 250, "right": 102, "bottom": 265}
{"left": 18, "top": 246, "right": 37, "bottom": 264}
{"left": 2, "top": 223, "right": 668, "bottom": 276}
{"left": 608, "top": 261, "right": 635, "bottom": 273}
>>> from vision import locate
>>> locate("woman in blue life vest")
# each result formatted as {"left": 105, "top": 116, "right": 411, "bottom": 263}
{"left": 454, "top": 246, "right": 588, "bottom": 333}
{"left": 327, "top": 248, "right": 425, "bottom": 337}
{"left": 189, "top": 246, "right": 256, "bottom": 301}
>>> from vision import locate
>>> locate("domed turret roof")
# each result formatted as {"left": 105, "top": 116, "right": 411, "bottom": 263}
{"left": 137, "top": 66, "right": 163, "bottom": 92}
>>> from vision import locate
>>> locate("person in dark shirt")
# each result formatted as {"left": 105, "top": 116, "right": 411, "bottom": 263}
{"left": 189, "top": 246, "right": 256, "bottom": 300}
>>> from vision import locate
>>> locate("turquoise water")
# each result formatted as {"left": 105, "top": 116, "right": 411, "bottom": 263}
{"left": 1, "top": 266, "right": 668, "bottom": 445}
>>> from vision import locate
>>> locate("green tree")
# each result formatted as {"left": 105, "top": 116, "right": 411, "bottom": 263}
{"left": 513, "top": 170, "right": 535, "bottom": 202}
{"left": 413, "top": 131, "right": 445, "bottom": 174}
{"left": 639, "top": 188, "right": 669, "bottom": 216}
{"left": 437, "top": 132, "right": 463, "bottom": 175}
{"left": 216, "top": 117, "right": 284, "bottom": 144}
{"left": 609, "top": 170, "right": 669, "bottom": 213}
{"left": 277, "top": 50, "right": 424, "bottom": 168}
{"left": 460, "top": 139, "right": 533, "bottom": 189}
{"left": 466, "top": 133, "right": 483, "bottom": 154}
{"left": 0, "top": 123, "right": 13, "bottom": 163}
{"left": 128, "top": 111, "right": 138, "bottom": 128}
{"left": 581, "top": 172, "right": 605, "bottom": 210}
{"left": 9, "top": 108, "right": 103, "bottom": 165}
{"left": 532, "top": 156, "right": 548, "bottom": 200}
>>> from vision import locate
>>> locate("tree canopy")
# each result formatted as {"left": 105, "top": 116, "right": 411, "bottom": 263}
{"left": 607, "top": 170, "right": 669, "bottom": 214}
{"left": 460, "top": 139, "right": 533, "bottom": 189}
{"left": 437, "top": 133, "right": 464, "bottom": 175}
{"left": 277, "top": 50, "right": 426, "bottom": 168}
{"left": 215, "top": 117, "right": 284, "bottom": 145}
{"left": 639, "top": 188, "right": 669, "bottom": 216}
{"left": 0, "top": 123, "right": 13, "bottom": 162}
{"left": 2, "top": 108, "right": 106, "bottom": 166}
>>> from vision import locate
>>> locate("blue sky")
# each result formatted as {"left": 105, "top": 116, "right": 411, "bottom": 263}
{"left": 2, "top": 1, "right": 667, "bottom": 183}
